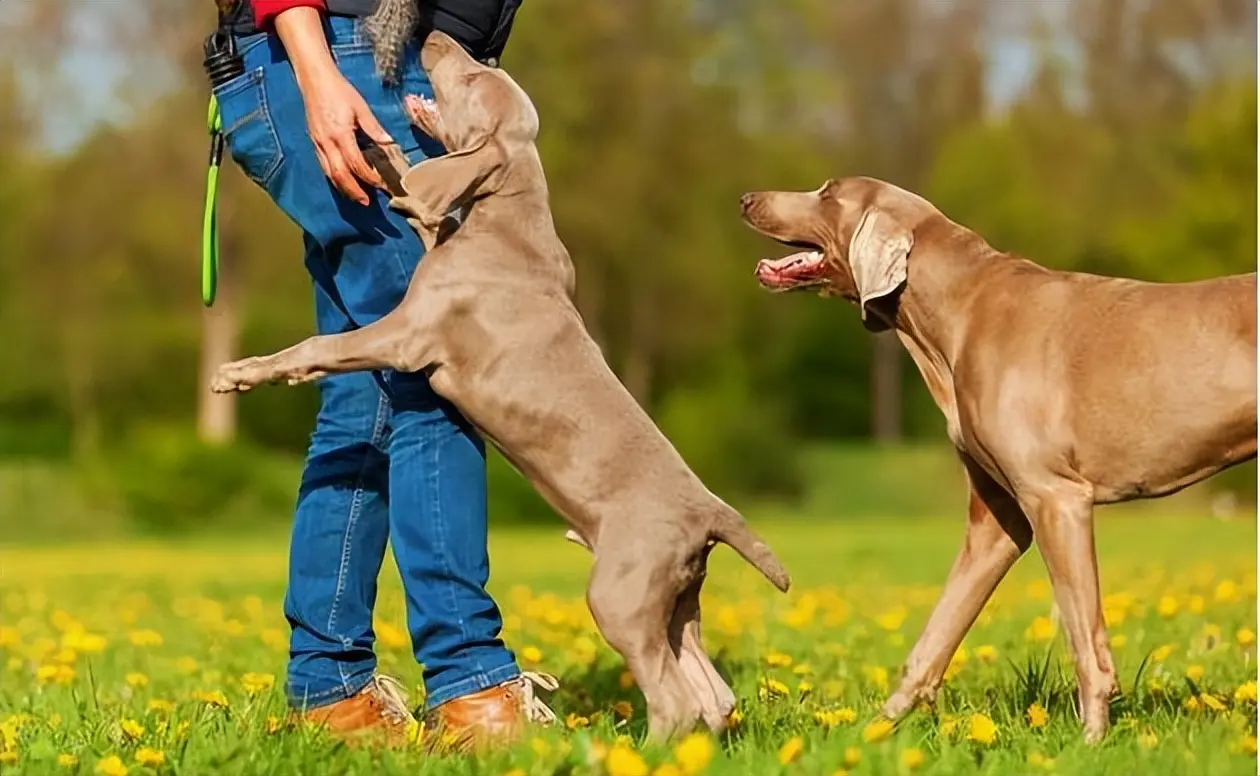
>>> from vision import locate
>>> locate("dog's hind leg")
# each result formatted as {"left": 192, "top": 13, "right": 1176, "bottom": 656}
{"left": 883, "top": 458, "right": 1032, "bottom": 719}
{"left": 211, "top": 312, "right": 432, "bottom": 393}
{"left": 670, "top": 571, "right": 738, "bottom": 732}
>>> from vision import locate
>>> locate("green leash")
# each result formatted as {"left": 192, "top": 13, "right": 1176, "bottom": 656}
{"left": 202, "top": 94, "right": 223, "bottom": 307}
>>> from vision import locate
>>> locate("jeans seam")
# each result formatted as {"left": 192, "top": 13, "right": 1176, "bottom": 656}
{"left": 287, "top": 672, "right": 374, "bottom": 709}
{"left": 326, "top": 389, "right": 392, "bottom": 695}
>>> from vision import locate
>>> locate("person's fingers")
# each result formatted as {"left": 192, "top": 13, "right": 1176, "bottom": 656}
{"left": 323, "top": 145, "right": 369, "bottom": 205}
{"left": 336, "top": 134, "right": 385, "bottom": 194}
{"left": 356, "top": 102, "right": 394, "bottom": 146}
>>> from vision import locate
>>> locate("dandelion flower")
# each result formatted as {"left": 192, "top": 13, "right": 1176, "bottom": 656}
{"left": 135, "top": 747, "right": 165, "bottom": 768}
{"left": 1234, "top": 681, "right": 1256, "bottom": 703}
{"left": 653, "top": 766, "right": 682, "bottom": 776}
{"left": 619, "top": 671, "right": 636, "bottom": 690}
{"left": 612, "top": 701, "right": 634, "bottom": 720}
{"left": 565, "top": 713, "right": 589, "bottom": 730}
{"left": 1187, "top": 595, "right": 1205, "bottom": 614}
{"left": 861, "top": 665, "right": 889, "bottom": 692}
{"left": 0, "top": 752, "right": 15, "bottom": 765}
{"left": 758, "top": 677, "right": 790, "bottom": 700}
{"left": 146, "top": 699, "right": 174, "bottom": 714}
{"left": 1185, "top": 664, "right": 1205, "bottom": 681}
{"left": 1137, "top": 730, "right": 1158, "bottom": 749}
{"left": 1237, "top": 628, "right": 1256, "bottom": 648}
{"left": 1025, "top": 580, "right": 1051, "bottom": 600}
{"left": 125, "top": 673, "right": 149, "bottom": 688}
{"left": 128, "top": 630, "right": 163, "bottom": 648}
{"left": 673, "top": 732, "right": 714, "bottom": 775}
{"left": 0, "top": 628, "right": 18, "bottom": 647}
{"left": 814, "top": 708, "right": 857, "bottom": 729}
{"left": 36, "top": 664, "right": 59, "bottom": 683}
{"left": 1156, "top": 596, "right": 1179, "bottom": 619}
{"left": 967, "top": 713, "right": 997, "bottom": 745}
{"left": 1214, "top": 579, "right": 1238, "bottom": 604}
{"left": 1027, "top": 752, "right": 1055, "bottom": 770}
{"left": 1026, "top": 703, "right": 1048, "bottom": 728}
{"left": 191, "top": 689, "right": 229, "bottom": 708}
{"left": 842, "top": 746, "right": 862, "bottom": 767}
{"left": 974, "top": 645, "right": 998, "bottom": 663}
{"left": 777, "top": 736, "right": 803, "bottom": 765}
{"left": 763, "top": 650, "right": 793, "bottom": 668}
{"left": 900, "top": 747, "right": 925, "bottom": 770}
{"left": 120, "top": 719, "right": 145, "bottom": 739}
{"left": 1200, "top": 693, "right": 1226, "bottom": 711}
{"left": 605, "top": 743, "right": 648, "bottom": 776}
{"left": 95, "top": 755, "right": 128, "bottom": 776}
{"left": 863, "top": 719, "right": 894, "bottom": 743}
{"left": 1110, "top": 634, "right": 1128, "bottom": 649}
{"left": 520, "top": 646, "right": 543, "bottom": 664}
{"left": 57, "top": 753, "right": 78, "bottom": 769}
{"left": 241, "top": 672, "right": 275, "bottom": 695}
{"left": 875, "top": 606, "right": 907, "bottom": 632}
{"left": 175, "top": 657, "right": 199, "bottom": 675}
{"left": 1241, "top": 735, "right": 1257, "bottom": 756}
{"left": 265, "top": 716, "right": 284, "bottom": 734}
{"left": 1151, "top": 644, "right": 1175, "bottom": 662}
{"left": 1026, "top": 616, "right": 1056, "bottom": 642}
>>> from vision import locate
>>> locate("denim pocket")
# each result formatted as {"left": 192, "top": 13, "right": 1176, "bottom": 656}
{"left": 214, "top": 66, "right": 285, "bottom": 188}
{"left": 331, "top": 43, "right": 445, "bottom": 163}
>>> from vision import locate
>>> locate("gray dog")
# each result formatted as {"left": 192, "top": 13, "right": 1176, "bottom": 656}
{"left": 741, "top": 175, "right": 1257, "bottom": 742}
{"left": 211, "top": 32, "right": 790, "bottom": 741}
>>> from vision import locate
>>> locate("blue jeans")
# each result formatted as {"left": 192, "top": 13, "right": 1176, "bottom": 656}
{"left": 213, "top": 16, "right": 518, "bottom": 710}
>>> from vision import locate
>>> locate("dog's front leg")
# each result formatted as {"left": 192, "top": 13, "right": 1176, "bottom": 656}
{"left": 211, "top": 314, "right": 431, "bottom": 393}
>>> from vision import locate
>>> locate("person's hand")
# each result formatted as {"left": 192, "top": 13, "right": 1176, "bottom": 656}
{"left": 274, "top": 6, "right": 394, "bottom": 206}
{"left": 299, "top": 70, "right": 393, "bottom": 205}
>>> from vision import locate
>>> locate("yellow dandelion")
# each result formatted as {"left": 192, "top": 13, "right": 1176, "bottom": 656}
{"left": 175, "top": 657, "right": 199, "bottom": 675}
{"left": 1187, "top": 595, "right": 1205, "bottom": 614}
{"left": 52, "top": 648, "right": 77, "bottom": 665}
{"left": 134, "top": 747, "right": 165, "bottom": 768}
{"left": 673, "top": 732, "right": 714, "bottom": 775}
{"left": 861, "top": 665, "right": 889, "bottom": 692}
{"left": 1156, "top": 596, "right": 1179, "bottom": 619}
{"left": 875, "top": 606, "right": 907, "bottom": 632}
{"left": 1110, "top": 634, "right": 1128, "bottom": 649}
{"left": 95, "top": 755, "right": 128, "bottom": 776}
{"left": 967, "top": 713, "right": 997, "bottom": 745}
{"left": 1241, "top": 735, "right": 1257, "bottom": 756}
{"left": 612, "top": 701, "right": 634, "bottom": 719}
{"left": 265, "top": 716, "right": 284, "bottom": 734}
{"left": 1186, "top": 664, "right": 1205, "bottom": 681}
{"left": 519, "top": 646, "right": 543, "bottom": 664}
{"left": 1026, "top": 579, "right": 1051, "bottom": 600}
{"left": 240, "top": 672, "right": 275, "bottom": 695}
{"left": 1214, "top": 579, "right": 1239, "bottom": 603}
{"left": 565, "top": 712, "right": 589, "bottom": 730}
{"left": 36, "top": 664, "right": 59, "bottom": 683}
{"left": 1027, "top": 752, "right": 1055, "bottom": 770}
{"left": 939, "top": 713, "right": 959, "bottom": 737}
{"left": 842, "top": 745, "right": 862, "bottom": 767}
{"left": 1026, "top": 703, "right": 1048, "bottom": 728}
{"left": 763, "top": 650, "right": 793, "bottom": 668}
{"left": 1026, "top": 616, "right": 1056, "bottom": 642}
{"left": 191, "top": 689, "right": 229, "bottom": 708}
{"left": 974, "top": 645, "right": 998, "bottom": 663}
{"left": 1237, "top": 628, "right": 1256, "bottom": 648}
{"left": 128, "top": 630, "right": 163, "bottom": 648}
{"left": 0, "top": 627, "right": 18, "bottom": 647}
{"left": 793, "top": 663, "right": 814, "bottom": 676}
{"left": 1137, "top": 730, "right": 1158, "bottom": 749}
{"left": 605, "top": 743, "right": 648, "bottom": 776}
{"left": 863, "top": 719, "right": 894, "bottom": 743}
{"left": 1184, "top": 695, "right": 1202, "bottom": 712}
{"left": 1234, "top": 680, "right": 1257, "bottom": 703}
{"left": 797, "top": 680, "right": 814, "bottom": 696}
{"left": 126, "top": 673, "right": 149, "bottom": 688}
{"left": 146, "top": 699, "right": 174, "bottom": 714}
{"left": 120, "top": 719, "right": 145, "bottom": 739}
{"left": 260, "top": 629, "right": 286, "bottom": 651}
{"left": 777, "top": 736, "right": 804, "bottom": 765}
{"left": 57, "top": 753, "right": 78, "bottom": 769}
{"left": 814, "top": 707, "right": 857, "bottom": 729}
{"left": 725, "top": 708, "right": 742, "bottom": 729}
{"left": 0, "top": 752, "right": 15, "bottom": 766}
{"left": 619, "top": 670, "right": 636, "bottom": 690}
{"left": 900, "top": 747, "right": 925, "bottom": 770}
{"left": 1200, "top": 693, "right": 1226, "bottom": 711}
{"left": 758, "top": 677, "right": 790, "bottom": 700}
{"left": 1151, "top": 644, "right": 1175, "bottom": 662}
{"left": 653, "top": 766, "right": 682, "bottom": 776}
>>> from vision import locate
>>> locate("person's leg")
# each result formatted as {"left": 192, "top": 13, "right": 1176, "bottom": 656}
{"left": 213, "top": 18, "right": 519, "bottom": 716}
{"left": 283, "top": 276, "right": 393, "bottom": 709}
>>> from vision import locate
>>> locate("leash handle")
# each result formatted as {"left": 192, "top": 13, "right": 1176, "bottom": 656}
{"left": 202, "top": 95, "right": 223, "bottom": 307}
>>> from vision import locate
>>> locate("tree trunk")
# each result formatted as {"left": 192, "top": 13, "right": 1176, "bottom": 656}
{"left": 871, "top": 331, "right": 902, "bottom": 443}
{"left": 197, "top": 260, "right": 238, "bottom": 445}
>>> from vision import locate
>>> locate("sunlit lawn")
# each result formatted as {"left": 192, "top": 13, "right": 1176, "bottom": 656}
{"left": 0, "top": 514, "right": 1256, "bottom": 775}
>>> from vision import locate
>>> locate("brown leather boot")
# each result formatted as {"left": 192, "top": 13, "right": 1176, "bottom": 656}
{"left": 292, "top": 674, "right": 415, "bottom": 746}
{"left": 423, "top": 672, "right": 559, "bottom": 752}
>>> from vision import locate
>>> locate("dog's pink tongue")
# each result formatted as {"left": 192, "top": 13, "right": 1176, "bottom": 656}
{"left": 755, "top": 252, "right": 815, "bottom": 287}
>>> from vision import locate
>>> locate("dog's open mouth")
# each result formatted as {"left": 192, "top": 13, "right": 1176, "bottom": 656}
{"left": 754, "top": 249, "right": 828, "bottom": 291}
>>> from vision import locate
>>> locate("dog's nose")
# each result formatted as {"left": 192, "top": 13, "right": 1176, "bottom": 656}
{"left": 739, "top": 193, "right": 755, "bottom": 213}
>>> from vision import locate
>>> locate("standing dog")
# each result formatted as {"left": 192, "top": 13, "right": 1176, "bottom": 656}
{"left": 740, "top": 175, "right": 1256, "bottom": 742}
{"left": 210, "top": 32, "right": 790, "bottom": 741}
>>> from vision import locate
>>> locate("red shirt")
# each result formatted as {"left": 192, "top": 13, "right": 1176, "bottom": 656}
{"left": 250, "top": 0, "right": 326, "bottom": 30}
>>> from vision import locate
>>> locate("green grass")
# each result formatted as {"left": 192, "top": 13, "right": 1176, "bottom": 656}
{"left": 0, "top": 514, "right": 1256, "bottom": 775}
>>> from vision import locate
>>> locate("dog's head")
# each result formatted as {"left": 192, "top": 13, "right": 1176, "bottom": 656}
{"left": 740, "top": 177, "right": 934, "bottom": 332}
{"left": 394, "top": 32, "right": 541, "bottom": 221}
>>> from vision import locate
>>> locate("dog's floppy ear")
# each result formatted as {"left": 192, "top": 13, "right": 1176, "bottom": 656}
{"left": 848, "top": 207, "right": 912, "bottom": 331}
{"left": 392, "top": 137, "right": 505, "bottom": 232}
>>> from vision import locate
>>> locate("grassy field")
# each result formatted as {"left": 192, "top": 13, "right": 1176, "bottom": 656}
{"left": 0, "top": 514, "right": 1256, "bottom": 775}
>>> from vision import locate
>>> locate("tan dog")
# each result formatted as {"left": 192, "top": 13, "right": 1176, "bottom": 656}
{"left": 210, "top": 31, "right": 790, "bottom": 741}
{"left": 740, "top": 176, "right": 1257, "bottom": 742}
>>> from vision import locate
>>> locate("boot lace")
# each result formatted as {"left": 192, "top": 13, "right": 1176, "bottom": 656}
{"left": 516, "top": 672, "right": 560, "bottom": 725}
{"left": 368, "top": 673, "right": 414, "bottom": 725}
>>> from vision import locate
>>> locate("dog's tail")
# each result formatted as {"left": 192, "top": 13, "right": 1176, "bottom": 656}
{"left": 711, "top": 512, "right": 791, "bottom": 593}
